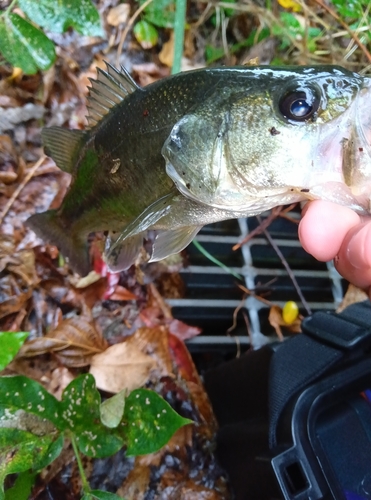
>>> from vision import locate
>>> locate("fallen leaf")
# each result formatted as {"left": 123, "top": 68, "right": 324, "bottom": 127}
{"left": 268, "top": 304, "right": 302, "bottom": 340}
{"left": 127, "top": 326, "right": 173, "bottom": 377}
{"left": 19, "top": 316, "right": 108, "bottom": 367}
{"left": 169, "top": 319, "right": 201, "bottom": 340}
{"left": 90, "top": 341, "right": 156, "bottom": 393}
{"left": 159, "top": 31, "right": 174, "bottom": 67}
{"left": 107, "top": 3, "right": 131, "bottom": 26}
{"left": 47, "top": 367, "right": 75, "bottom": 400}
{"left": 74, "top": 271, "right": 102, "bottom": 288}
{"left": 337, "top": 283, "right": 368, "bottom": 313}
{"left": 109, "top": 285, "right": 138, "bottom": 301}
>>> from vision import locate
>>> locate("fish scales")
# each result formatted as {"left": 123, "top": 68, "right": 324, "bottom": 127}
{"left": 27, "top": 65, "right": 371, "bottom": 275}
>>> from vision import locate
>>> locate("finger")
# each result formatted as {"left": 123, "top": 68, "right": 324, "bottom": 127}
{"left": 335, "top": 222, "right": 371, "bottom": 289}
{"left": 298, "top": 200, "right": 360, "bottom": 262}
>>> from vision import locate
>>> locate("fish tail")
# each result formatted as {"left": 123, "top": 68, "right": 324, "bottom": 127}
{"left": 26, "top": 210, "right": 91, "bottom": 276}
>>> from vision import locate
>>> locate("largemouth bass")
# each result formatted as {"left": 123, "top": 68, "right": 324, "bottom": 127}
{"left": 27, "top": 64, "right": 371, "bottom": 276}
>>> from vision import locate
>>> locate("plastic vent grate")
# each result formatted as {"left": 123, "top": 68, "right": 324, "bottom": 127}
{"left": 168, "top": 211, "right": 345, "bottom": 353}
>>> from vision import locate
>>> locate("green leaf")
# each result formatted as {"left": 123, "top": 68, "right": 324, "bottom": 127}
{"left": 0, "top": 14, "right": 55, "bottom": 74}
{"left": 60, "top": 374, "right": 123, "bottom": 458}
{"left": 0, "top": 332, "right": 28, "bottom": 371}
{"left": 123, "top": 389, "right": 192, "bottom": 456}
{"left": 4, "top": 470, "right": 36, "bottom": 500}
{"left": 140, "top": 0, "right": 175, "bottom": 28}
{"left": 18, "top": 0, "right": 104, "bottom": 37}
{"left": 205, "top": 45, "right": 225, "bottom": 64}
{"left": 133, "top": 20, "right": 158, "bottom": 49}
{"left": 100, "top": 390, "right": 126, "bottom": 429}
{"left": 331, "top": 0, "right": 366, "bottom": 18}
{"left": 82, "top": 490, "right": 124, "bottom": 500}
{"left": 0, "top": 429, "right": 61, "bottom": 486}
{"left": 0, "top": 376, "right": 61, "bottom": 428}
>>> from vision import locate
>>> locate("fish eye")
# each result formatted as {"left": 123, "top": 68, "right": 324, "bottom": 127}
{"left": 278, "top": 87, "right": 320, "bottom": 123}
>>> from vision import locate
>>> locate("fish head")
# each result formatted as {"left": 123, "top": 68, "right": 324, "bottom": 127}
{"left": 163, "top": 66, "right": 371, "bottom": 214}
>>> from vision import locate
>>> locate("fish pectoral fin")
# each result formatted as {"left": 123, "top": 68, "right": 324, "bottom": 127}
{"left": 42, "top": 127, "right": 85, "bottom": 173}
{"left": 104, "top": 190, "right": 178, "bottom": 269}
{"left": 150, "top": 225, "right": 203, "bottom": 262}
{"left": 87, "top": 63, "right": 141, "bottom": 128}
{"left": 104, "top": 232, "right": 144, "bottom": 272}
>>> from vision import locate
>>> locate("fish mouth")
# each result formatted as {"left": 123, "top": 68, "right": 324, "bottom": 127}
{"left": 342, "top": 79, "right": 371, "bottom": 204}
{"left": 354, "top": 79, "right": 371, "bottom": 157}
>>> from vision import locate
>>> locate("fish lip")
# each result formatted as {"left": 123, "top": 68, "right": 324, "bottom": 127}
{"left": 355, "top": 81, "right": 371, "bottom": 158}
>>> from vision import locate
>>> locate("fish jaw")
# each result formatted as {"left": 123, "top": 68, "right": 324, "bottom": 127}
{"left": 340, "top": 78, "right": 371, "bottom": 209}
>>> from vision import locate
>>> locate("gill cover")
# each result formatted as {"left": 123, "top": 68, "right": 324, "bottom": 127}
{"left": 162, "top": 94, "right": 256, "bottom": 211}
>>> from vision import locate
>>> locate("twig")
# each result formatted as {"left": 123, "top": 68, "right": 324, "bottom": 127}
{"left": 116, "top": 0, "right": 155, "bottom": 67}
{"left": 0, "top": 155, "right": 45, "bottom": 225}
{"left": 258, "top": 217, "right": 312, "bottom": 315}
{"left": 242, "top": 310, "right": 252, "bottom": 351}
{"left": 237, "top": 283, "right": 275, "bottom": 308}
{"left": 233, "top": 204, "right": 297, "bottom": 251}
{"left": 312, "top": 0, "right": 371, "bottom": 64}
{"left": 148, "top": 282, "right": 173, "bottom": 319}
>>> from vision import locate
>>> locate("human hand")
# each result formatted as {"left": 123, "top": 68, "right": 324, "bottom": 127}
{"left": 298, "top": 200, "right": 371, "bottom": 294}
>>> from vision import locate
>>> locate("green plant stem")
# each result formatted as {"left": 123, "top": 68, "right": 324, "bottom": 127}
{"left": 171, "top": 0, "right": 186, "bottom": 74}
{"left": 70, "top": 434, "right": 91, "bottom": 494}
{"left": 192, "top": 240, "right": 243, "bottom": 280}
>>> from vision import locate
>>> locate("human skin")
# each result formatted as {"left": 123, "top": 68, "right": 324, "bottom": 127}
{"left": 298, "top": 200, "right": 371, "bottom": 295}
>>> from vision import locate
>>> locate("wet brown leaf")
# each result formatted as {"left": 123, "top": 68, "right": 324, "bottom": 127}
{"left": 168, "top": 319, "right": 201, "bottom": 340}
{"left": 19, "top": 316, "right": 108, "bottom": 367}
{"left": 0, "top": 241, "right": 39, "bottom": 320}
{"left": 89, "top": 341, "right": 156, "bottom": 393}
{"left": 117, "top": 460, "right": 151, "bottom": 500}
{"left": 0, "top": 134, "right": 21, "bottom": 184}
{"left": 268, "top": 304, "right": 302, "bottom": 340}
{"left": 109, "top": 285, "right": 138, "bottom": 301}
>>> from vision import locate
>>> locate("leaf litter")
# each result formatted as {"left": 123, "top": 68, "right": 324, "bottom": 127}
{"left": 1, "top": 0, "right": 370, "bottom": 497}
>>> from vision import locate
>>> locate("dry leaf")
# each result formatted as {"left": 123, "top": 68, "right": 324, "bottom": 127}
{"left": 268, "top": 305, "right": 302, "bottom": 340}
{"left": 159, "top": 32, "right": 174, "bottom": 67}
{"left": 19, "top": 316, "right": 108, "bottom": 367}
{"left": 74, "top": 271, "right": 102, "bottom": 288}
{"left": 127, "top": 326, "right": 173, "bottom": 377}
{"left": 337, "top": 283, "right": 368, "bottom": 313}
{"left": 47, "top": 367, "right": 75, "bottom": 400}
{"left": 109, "top": 285, "right": 138, "bottom": 301}
{"left": 107, "top": 3, "right": 130, "bottom": 26}
{"left": 89, "top": 341, "right": 156, "bottom": 393}
{"left": 169, "top": 319, "right": 201, "bottom": 340}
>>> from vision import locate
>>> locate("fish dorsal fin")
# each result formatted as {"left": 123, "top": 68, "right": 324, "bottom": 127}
{"left": 42, "top": 127, "right": 85, "bottom": 173}
{"left": 87, "top": 63, "right": 140, "bottom": 128}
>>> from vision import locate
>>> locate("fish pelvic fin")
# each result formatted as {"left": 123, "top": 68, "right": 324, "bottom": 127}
{"left": 104, "top": 190, "right": 177, "bottom": 272}
{"left": 104, "top": 232, "right": 144, "bottom": 272}
{"left": 26, "top": 210, "right": 91, "bottom": 276}
{"left": 42, "top": 127, "right": 85, "bottom": 173}
{"left": 87, "top": 63, "right": 141, "bottom": 128}
{"left": 150, "top": 226, "right": 202, "bottom": 262}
